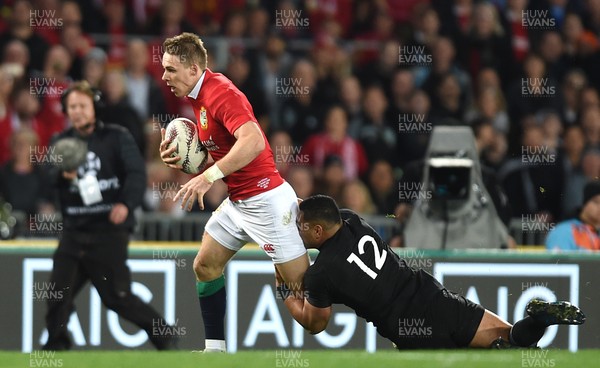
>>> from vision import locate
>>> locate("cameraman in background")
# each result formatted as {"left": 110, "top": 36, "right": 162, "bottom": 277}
{"left": 402, "top": 126, "right": 512, "bottom": 249}
{"left": 42, "top": 81, "right": 176, "bottom": 350}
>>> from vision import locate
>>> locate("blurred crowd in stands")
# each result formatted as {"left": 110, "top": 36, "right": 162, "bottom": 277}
{"left": 1, "top": 0, "right": 600, "bottom": 242}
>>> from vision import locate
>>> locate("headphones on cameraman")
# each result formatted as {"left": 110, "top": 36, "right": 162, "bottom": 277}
{"left": 61, "top": 83, "right": 104, "bottom": 115}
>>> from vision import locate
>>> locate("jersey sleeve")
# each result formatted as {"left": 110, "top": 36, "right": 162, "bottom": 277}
{"left": 211, "top": 85, "right": 257, "bottom": 135}
{"left": 303, "top": 267, "right": 332, "bottom": 308}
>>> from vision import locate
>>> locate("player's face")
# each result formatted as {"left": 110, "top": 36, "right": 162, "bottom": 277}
{"left": 65, "top": 90, "right": 95, "bottom": 136}
{"left": 161, "top": 52, "right": 200, "bottom": 98}
{"left": 296, "top": 212, "right": 320, "bottom": 249}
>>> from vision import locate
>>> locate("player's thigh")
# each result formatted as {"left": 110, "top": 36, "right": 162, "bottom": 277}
{"left": 421, "top": 289, "right": 487, "bottom": 348}
{"left": 468, "top": 309, "right": 511, "bottom": 348}
{"left": 194, "top": 231, "right": 237, "bottom": 280}
{"left": 237, "top": 183, "right": 308, "bottom": 281}
{"left": 195, "top": 197, "right": 250, "bottom": 279}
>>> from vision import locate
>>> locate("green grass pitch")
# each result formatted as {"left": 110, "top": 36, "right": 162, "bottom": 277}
{"left": 2, "top": 350, "right": 600, "bottom": 368}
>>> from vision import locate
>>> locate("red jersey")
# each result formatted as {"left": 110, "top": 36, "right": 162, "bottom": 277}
{"left": 186, "top": 69, "right": 283, "bottom": 201}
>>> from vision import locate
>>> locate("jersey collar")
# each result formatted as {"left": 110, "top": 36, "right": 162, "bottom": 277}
{"left": 187, "top": 69, "right": 207, "bottom": 99}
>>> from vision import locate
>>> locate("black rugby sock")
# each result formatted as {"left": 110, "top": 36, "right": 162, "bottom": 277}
{"left": 197, "top": 276, "right": 226, "bottom": 341}
{"left": 199, "top": 287, "right": 226, "bottom": 340}
{"left": 509, "top": 316, "right": 546, "bottom": 347}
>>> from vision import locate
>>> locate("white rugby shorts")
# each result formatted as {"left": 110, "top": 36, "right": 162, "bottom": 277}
{"left": 204, "top": 181, "right": 306, "bottom": 264}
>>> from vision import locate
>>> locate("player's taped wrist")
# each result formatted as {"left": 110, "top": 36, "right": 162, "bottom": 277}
{"left": 203, "top": 164, "right": 225, "bottom": 183}
{"left": 277, "top": 284, "right": 292, "bottom": 300}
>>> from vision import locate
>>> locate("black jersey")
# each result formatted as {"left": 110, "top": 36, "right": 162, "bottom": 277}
{"left": 304, "top": 209, "right": 444, "bottom": 341}
{"left": 49, "top": 121, "right": 146, "bottom": 231}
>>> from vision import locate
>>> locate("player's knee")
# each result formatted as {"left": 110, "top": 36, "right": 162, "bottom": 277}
{"left": 192, "top": 256, "right": 204, "bottom": 278}
{"left": 193, "top": 254, "right": 222, "bottom": 281}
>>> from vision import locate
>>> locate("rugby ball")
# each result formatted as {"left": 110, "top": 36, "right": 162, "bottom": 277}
{"left": 165, "top": 117, "right": 208, "bottom": 174}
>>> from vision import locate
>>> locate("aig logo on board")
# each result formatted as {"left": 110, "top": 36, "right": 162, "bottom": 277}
{"left": 21, "top": 259, "right": 176, "bottom": 352}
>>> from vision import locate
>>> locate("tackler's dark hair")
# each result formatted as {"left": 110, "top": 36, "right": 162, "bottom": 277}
{"left": 299, "top": 195, "right": 342, "bottom": 225}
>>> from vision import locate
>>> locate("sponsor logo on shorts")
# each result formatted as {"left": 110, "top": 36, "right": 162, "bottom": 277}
{"left": 282, "top": 210, "right": 292, "bottom": 226}
{"left": 263, "top": 243, "right": 275, "bottom": 253}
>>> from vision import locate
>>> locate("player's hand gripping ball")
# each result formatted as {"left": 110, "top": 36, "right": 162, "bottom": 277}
{"left": 164, "top": 117, "right": 208, "bottom": 174}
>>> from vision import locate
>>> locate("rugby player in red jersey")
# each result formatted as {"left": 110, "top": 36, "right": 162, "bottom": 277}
{"left": 159, "top": 32, "right": 309, "bottom": 352}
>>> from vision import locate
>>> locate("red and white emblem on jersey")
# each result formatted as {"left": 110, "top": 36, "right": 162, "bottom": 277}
{"left": 199, "top": 106, "right": 208, "bottom": 130}
{"left": 263, "top": 243, "right": 275, "bottom": 253}
{"left": 257, "top": 178, "right": 270, "bottom": 189}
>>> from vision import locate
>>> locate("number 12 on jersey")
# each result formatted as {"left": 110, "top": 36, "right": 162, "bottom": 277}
{"left": 346, "top": 235, "right": 387, "bottom": 279}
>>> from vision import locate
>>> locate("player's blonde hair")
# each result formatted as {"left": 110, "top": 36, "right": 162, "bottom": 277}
{"left": 162, "top": 32, "right": 208, "bottom": 69}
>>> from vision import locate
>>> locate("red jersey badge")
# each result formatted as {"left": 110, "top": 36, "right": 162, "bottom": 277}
{"left": 199, "top": 106, "right": 208, "bottom": 130}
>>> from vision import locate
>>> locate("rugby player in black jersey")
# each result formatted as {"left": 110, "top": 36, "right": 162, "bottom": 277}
{"left": 277, "top": 195, "right": 585, "bottom": 349}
